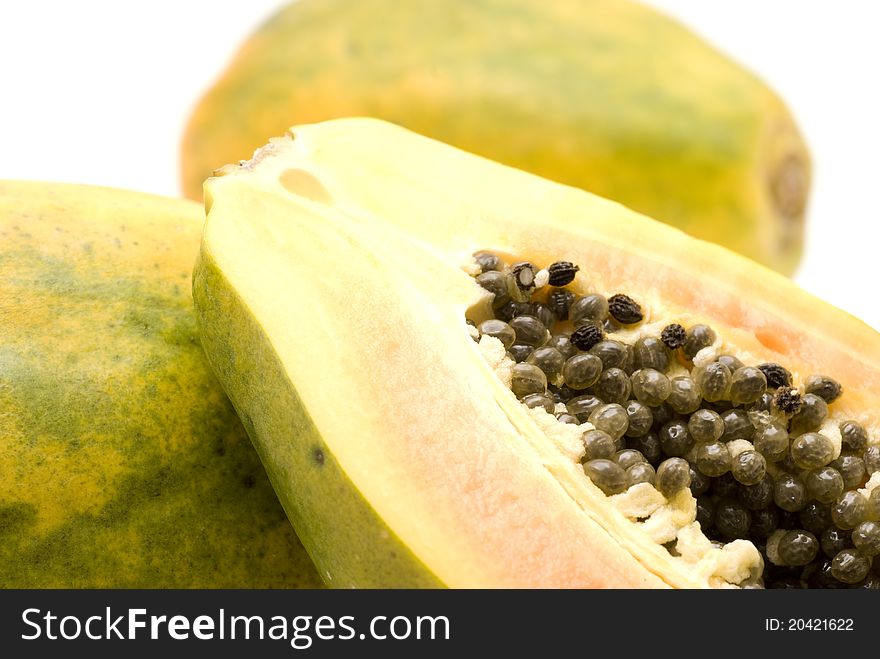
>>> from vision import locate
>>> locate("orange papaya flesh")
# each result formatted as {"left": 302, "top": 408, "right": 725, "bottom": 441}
{"left": 194, "top": 119, "right": 878, "bottom": 588}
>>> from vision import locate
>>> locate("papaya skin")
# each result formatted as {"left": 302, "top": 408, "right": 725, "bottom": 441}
{"left": 0, "top": 181, "right": 322, "bottom": 588}
{"left": 181, "top": 0, "right": 810, "bottom": 274}
{"left": 194, "top": 118, "right": 878, "bottom": 588}
{"left": 194, "top": 254, "right": 445, "bottom": 588}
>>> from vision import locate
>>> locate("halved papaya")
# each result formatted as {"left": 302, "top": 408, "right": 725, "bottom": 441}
{"left": 193, "top": 118, "right": 879, "bottom": 588}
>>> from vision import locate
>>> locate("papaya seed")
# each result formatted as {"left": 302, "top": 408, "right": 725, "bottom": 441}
{"left": 570, "top": 322, "right": 604, "bottom": 351}
{"left": 547, "top": 261, "right": 579, "bottom": 287}
{"left": 758, "top": 363, "right": 792, "bottom": 389}
{"left": 607, "top": 293, "right": 643, "bottom": 325}
{"left": 773, "top": 387, "right": 802, "bottom": 415}
{"left": 660, "top": 323, "right": 686, "bottom": 350}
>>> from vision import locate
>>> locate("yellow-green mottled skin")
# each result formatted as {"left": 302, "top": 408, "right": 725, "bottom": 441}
{"left": 0, "top": 181, "right": 322, "bottom": 588}
{"left": 181, "top": 0, "right": 810, "bottom": 274}
{"left": 192, "top": 252, "right": 442, "bottom": 588}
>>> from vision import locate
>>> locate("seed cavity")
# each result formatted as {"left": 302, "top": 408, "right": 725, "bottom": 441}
{"left": 467, "top": 250, "right": 879, "bottom": 588}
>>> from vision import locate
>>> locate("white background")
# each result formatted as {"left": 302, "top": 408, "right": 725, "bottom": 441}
{"left": 1, "top": 1, "right": 878, "bottom": 330}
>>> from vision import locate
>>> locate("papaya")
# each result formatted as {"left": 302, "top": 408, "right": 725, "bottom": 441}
{"left": 181, "top": 0, "right": 810, "bottom": 275}
{"left": 193, "top": 118, "right": 879, "bottom": 588}
{"left": 0, "top": 181, "right": 322, "bottom": 588}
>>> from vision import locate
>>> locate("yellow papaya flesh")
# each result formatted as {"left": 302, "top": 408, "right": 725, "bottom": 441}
{"left": 193, "top": 119, "right": 878, "bottom": 588}
{"left": 0, "top": 181, "right": 322, "bottom": 588}
{"left": 182, "top": 0, "right": 810, "bottom": 274}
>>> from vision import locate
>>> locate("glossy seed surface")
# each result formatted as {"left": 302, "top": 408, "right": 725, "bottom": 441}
{"left": 631, "top": 368, "right": 671, "bottom": 407}
{"left": 695, "top": 362, "right": 730, "bottom": 403}
{"left": 510, "top": 363, "right": 547, "bottom": 398}
{"left": 774, "top": 474, "right": 807, "bottom": 512}
{"left": 831, "top": 491, "right": 868, "bottom": 530}
{"left": 583, "top": 459, "right": 629, "bottom": 496}
{"left": 582, "top": 429, "right": 617, "bottom": 461}
{"left": 593, "top": 367, "right": 631, "bottom": 405}
{"left": 683, "top": 324, "right": 716, "bottom": 360}
{"left": 731, "top": 450, "right": 766, "bottom": 486}
{"left": 804, "top": 467, "right": 845, "bottom": 504}
{"left": 778, "top": 530, "right": 819, "bottom": 566}
{"left": 623, "top": 400, "right": 653, "bottom": 438}
{"left": 589, "top": 403, "right": 629, "bottom": 440}
{"left": 570, "top": 294, "right": 609, "bottom": 325}
{"left": 509, "top": 315, "right": 549, "bottom": 347}
{"left": 527, "top": 346, "right": 565, "bottom": 380}
{"left": 633, "top": 337, "right": 669, "bottom": 372}
{"left": 753, "top": 422, "right": 789, "bottom": 462}
{"left": 791, "top": 432, "right": 835, "bottom": 470}
{"left": 688, "top": 409, "right": 724, "bottom": 443}
{"left": 831, "top": 549, "right": 871, "bottom": 583}
{"left": 479, "top": 319, "right": 516, "bottom": 348}
{"left": 696, "top": 442, "right": 731, "bottom": 477}
{"left": 804, "top": 375, "right": 843, "bottom": 404}
{"left": 667, "top": 377, "right": 702, "bottom": 414}
{"left": 790, "top": 393, "right": 828, "bottom": 434}
{"left": 468, "top": 250, "right": 877, "bottom": 589}
{"left": 728, "top": 366, "right": 767, "bottom": 405}
{"left": 562, "top": 353, "right": 603, "bottom": 390}
{"left": 508, "top": 344, "right": 534, "bottom": 363}
{"left": 656, "top": 457, "right": 691, "bottom": 498}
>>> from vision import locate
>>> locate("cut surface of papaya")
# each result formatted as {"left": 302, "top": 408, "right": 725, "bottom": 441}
{"left": 0, "top": 181, "right": 322, "bottom": 588}
{"left": 193, "top": 119, "right": 878, "bottom": 588}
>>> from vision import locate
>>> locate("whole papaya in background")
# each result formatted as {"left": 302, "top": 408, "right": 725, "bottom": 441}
{"left": 0, "top": 181, "right": 322, "bottom": 588}
{"left": 181, "top": 0, "right": 810, "bottom": 274}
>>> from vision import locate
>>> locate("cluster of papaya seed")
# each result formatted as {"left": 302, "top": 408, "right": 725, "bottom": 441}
{"left": 468, "top": 250, "right": 880, "bottom": 589}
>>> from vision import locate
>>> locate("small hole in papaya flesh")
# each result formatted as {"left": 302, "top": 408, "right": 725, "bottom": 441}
{"left": 754, "top": 326, "right": 793, "bottom": 355}
{"left": 279, "top": 168, "right": 333, "bottom": 204}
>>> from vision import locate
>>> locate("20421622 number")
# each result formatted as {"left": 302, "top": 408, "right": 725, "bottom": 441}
{"left": 789, "top": 619, "right": 853, "bottom": 631}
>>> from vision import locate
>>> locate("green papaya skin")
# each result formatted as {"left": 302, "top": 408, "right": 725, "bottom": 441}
{"left": 181, "top": 0, "right": 810, "bottom": 274}
{"left": 0, "top": 181, "right": 323, "bottom": 588}
{"left": 193, "top": 253, "right": 442, "bottom": 588}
